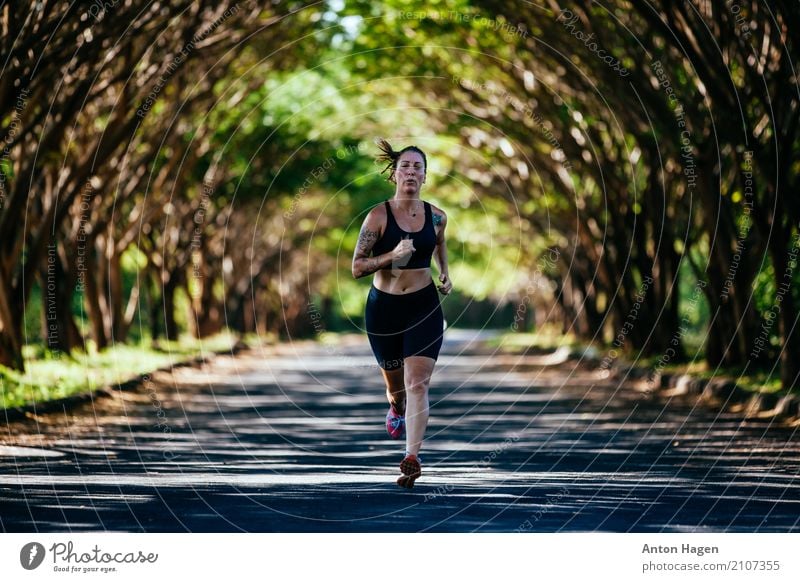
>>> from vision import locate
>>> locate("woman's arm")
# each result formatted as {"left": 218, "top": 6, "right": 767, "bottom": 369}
{"left": 352, "top": 209, "right": 407, "bottom": 278}
{"left": 432, "top": 208, "right": 452, "bottom": 294}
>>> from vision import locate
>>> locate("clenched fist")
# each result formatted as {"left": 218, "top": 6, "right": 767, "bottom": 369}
{"left": 392, "top": 235, "right": 416, "bottom": 263}
{"left": 437, "top": 272, "right": 452, "bottom": 295}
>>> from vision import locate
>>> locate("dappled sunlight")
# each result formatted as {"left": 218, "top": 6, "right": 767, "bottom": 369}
{"left": 1, "top": 336, "right": 799, "bottom": 532}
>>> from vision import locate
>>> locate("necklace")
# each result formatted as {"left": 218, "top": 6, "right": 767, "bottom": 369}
{"left": 393, "top": 199, "right": 421, "bottom": 217}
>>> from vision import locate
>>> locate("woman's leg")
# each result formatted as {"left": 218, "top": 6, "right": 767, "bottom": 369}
{"left": 365, "top": 285, "right": 405, "bottom": 415}
{"left": 380, "top": 366, "right": 405, "bottom": 414}
{"left": 400, "top": 283, "right": 443, "bottom": 459}
{"left": 403, "top": 355, "right": 436, "bottom": 457}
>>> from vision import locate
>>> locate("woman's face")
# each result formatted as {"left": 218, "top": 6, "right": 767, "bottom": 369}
{"left": 395, "top": 150, "right": 426, "bottom": 193}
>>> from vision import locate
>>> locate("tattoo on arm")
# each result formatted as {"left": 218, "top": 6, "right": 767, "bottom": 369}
{"left": 353, "top": 226, "right": 383, "bottom": 277}
{"left": 433, "top": 212, "right": 445, "bottom": 245}
{"left": 357, "top": 227, "right": 379, "bottom": 256}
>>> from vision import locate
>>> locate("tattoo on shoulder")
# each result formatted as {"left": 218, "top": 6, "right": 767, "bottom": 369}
{"left": 432, "top": 213, "right": 443, "bottom": 226}
{"left": 357, "top": 227, "right": 379, "bottom": 254}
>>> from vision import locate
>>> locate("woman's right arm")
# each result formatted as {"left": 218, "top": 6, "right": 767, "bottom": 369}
{"left": 352, "top": 209, "right": 394, "bottom": 278}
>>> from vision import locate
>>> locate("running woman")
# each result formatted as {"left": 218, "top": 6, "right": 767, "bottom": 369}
{"left": 351, "top": 138, "right": 452, "bottom": 489}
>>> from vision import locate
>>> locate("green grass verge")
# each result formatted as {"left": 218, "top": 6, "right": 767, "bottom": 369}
{"left": 624, "top": 354, "right": 784, "bottom": 394}
{"left": 653, "top": 360, "right": 783, "bottom": 394}
{"left": 492, "top": 330, "right": 787, "bottom": 395}
{"left": 483, "top": 329, "right": 583, "bottom": 352}
{"left": 0, "top": 331, "right": 249, "bottom": 410}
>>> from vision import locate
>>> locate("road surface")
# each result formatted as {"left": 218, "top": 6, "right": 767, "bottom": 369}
{"left": 1, "top": 330, "right": 798, "bottom": 532}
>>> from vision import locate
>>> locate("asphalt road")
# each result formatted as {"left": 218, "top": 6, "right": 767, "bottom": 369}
{"left": 1, "top": 330, "right": 798, "bottom": 532}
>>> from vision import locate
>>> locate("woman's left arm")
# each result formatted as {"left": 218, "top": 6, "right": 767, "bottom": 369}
{"left": 433, "top": 208, "right": 452, "bottom": 295}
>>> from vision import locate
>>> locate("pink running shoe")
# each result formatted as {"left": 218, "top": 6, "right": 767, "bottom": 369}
{"left": 397, "top": 454, "right": 421, "bottom": 488}
{"left": 386, "top": 403, "right": 405, "bottom": 440}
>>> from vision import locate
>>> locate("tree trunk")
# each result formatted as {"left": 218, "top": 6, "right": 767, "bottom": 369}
{"left": 162, "top": 272, "right": 182, "bottom": 341}
{"left": 0, "top": 320, "right": 24, "bottom": 371}
{"left": 189, "top": 248, "right": 222, "bottom": 339}
{"left": 148, "top": 270, "right": 161, "bottom": 341}
{"left": 39, "top": 242, "right": 84, "bottom": 354}
{"left": 699, "top": 166, "right": 755, "bottom": 367}
{"left": 82, "top": 247, "right": 109, "bottom": 350}
{"left": 0, "top": 273, "right": 24, "bottom": 371}
{"left": 108, "top": 243, "right": 124, "bottom": 340}
{"left": 770, "top": 230, "right": 800, "bottom": 391}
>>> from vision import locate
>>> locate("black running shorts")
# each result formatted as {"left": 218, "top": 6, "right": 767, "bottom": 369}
{"left": 365, "top": 282, "right": 444, "bottom": 370}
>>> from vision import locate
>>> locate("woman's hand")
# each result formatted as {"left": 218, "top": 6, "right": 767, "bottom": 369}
{"left": 391, "top": 236, "right": 415, "bottom": 263}
{"left": 437, "top": 272, "right": 452, "bottom": 295}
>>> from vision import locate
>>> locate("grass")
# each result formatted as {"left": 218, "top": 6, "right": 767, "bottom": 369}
{"left": 627, "top": 354, "right": 784, "bottom": 394}
{"left": 484, "top": 329, "right": 583, "bottom": 352}
{"left": 654, "top": 360, "right": 784, "bottom": 394}
{"left": 4, "top": 324, "right": 786, "bottom": 411}
{"left": 492, "top": 330, "right": 789, "bottom": 395}
{"left": 0, "top": 331, "right": 247, "bottom": 410}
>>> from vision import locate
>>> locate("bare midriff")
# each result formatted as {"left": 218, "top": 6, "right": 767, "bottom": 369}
{"left": 373, "top": 267, "right": 432, "bottom": 295}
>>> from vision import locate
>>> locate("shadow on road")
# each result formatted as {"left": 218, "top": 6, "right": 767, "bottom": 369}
{"left": 1, "top": 330, "right": 798, "bottom": 532}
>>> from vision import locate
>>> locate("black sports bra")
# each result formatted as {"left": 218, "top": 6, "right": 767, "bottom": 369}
{"left": 371, "top": 200, "right": 437, "bottom": 270}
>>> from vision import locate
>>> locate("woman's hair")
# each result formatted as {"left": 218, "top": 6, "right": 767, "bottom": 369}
{"left": 374, "top": 137, "right": 427, "bottom": 183}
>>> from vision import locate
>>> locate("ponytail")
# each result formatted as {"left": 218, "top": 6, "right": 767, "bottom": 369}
{"left": 374, "top": 137, "right": 400, "bottom": 182}
{"left": 374, "top": 137, "right": 427, "bottom": 184}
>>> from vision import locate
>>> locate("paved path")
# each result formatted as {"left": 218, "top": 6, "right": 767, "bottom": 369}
{"left": 1, "top": 330, "right": 798, "bottom": 532}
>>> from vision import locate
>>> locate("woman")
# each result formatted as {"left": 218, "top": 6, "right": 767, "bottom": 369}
{"left": 351, "top": 138, "right": 452, "bottom": 489}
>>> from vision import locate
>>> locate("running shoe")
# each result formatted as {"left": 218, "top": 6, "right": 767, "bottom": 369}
{"left": 397, "top": 454, "right": 422, "bottom": 489}
{"left": 386, "top": 403, "right": 405, "bottom": 440}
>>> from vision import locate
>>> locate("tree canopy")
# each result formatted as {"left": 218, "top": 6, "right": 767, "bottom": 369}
{"left": 1, "top": 0, "right": 798, "bottom": 390}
